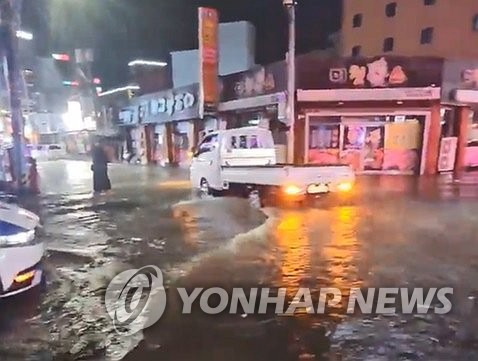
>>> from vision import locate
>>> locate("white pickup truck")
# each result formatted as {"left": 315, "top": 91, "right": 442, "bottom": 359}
{"left": 190, "top": 127, "right": 355, "bottom": 203}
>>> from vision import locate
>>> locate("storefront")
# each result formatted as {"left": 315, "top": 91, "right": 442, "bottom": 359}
{"left": 442, "top": 60, "right": 478, "bottom": 171}
{"left": 296, "top": 55, "right": 444, "bottom": 175}
{"left": 305, "top": 112, "right": 428, "bottom": 174}
{"left": 119, "top": 83, "right": 200, "bottom": 167}
{"left": 218, "top": 63, "right": 289, "bottom": 162}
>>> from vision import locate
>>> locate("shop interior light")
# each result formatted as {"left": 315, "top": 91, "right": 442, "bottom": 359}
{"left": 16, "top": 30, "right": 33, "bottom": 40}
{"left": 128, "top": 59, "right": 168, "bottom": 67}
{"left": 62, "top": 101, "right": 84, "bottom": 132}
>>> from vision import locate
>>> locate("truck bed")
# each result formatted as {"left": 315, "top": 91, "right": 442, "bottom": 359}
{"left": 221, "top": 164, "right": 354, "bottom": 188}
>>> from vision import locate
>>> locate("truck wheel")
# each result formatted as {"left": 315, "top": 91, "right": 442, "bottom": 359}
{"left": 247, "top": 190, "right": 260, "bottom": 208}
{"left": 200, "top": 178, "right": 210, "bottom": 196}
{"left": 199, "top": 178, "right": 222, "bottom": 197}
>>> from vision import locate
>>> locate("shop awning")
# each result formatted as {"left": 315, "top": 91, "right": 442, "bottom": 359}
{"left": 218, "top": 92, "right": 287, "bottom": 112}
{"left": 297, "top": 87, "right": 441, "bottom": 102}
{"left": 452, "top": 89, "right": 478, "bottom": 104}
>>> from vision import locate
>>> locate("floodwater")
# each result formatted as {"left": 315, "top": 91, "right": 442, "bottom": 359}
{"left": 1, "top": 160, "right": 478, "bottom": 360}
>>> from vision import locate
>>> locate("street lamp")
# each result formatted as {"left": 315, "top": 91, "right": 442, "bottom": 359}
{"left": 128, "top": 59, "right": 168, "bottom": 67}
{"left": 98, "top": 85, "right": 140, "bottom": 97}
{"left": 284, "top": 0, "right": 297, "bottom": 164}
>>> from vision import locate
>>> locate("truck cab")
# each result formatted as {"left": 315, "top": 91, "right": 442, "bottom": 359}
{"left": 191, "top": 127, "right": 276, "bottom": 190}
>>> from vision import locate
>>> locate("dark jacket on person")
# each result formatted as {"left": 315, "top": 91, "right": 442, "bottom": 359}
{"left": 92, "top": 145, "right": 111, "bottom": 192}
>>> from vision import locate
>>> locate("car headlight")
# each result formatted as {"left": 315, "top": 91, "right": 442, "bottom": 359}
{"left": 0, "top": 229, "right": 36, "bottom": 248}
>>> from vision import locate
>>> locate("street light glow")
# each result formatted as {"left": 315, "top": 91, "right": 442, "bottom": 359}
{"left": 16, "top": 30, "right": 33, "bottom": 41}
{"left": 128, "top": 59, "right": 168, "bottom": 67}
{"left": 98, "top": 85, "right": 140, "bottom": 97}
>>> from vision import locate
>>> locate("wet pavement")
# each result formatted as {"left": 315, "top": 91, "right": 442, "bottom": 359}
{"left": 1, "top": 160, "right": 478, "bottom": 360}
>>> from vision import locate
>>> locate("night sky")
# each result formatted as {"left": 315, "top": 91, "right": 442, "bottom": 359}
{"left": 21, "top": 0, "right": 341, "bottom": 88}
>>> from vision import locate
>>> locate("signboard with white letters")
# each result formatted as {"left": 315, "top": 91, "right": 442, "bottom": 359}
{"left": 119, "top": 84, "right": 199, "bottom": 126}
{"left": 297, "top": 55, "right": 444, "bottom": 90}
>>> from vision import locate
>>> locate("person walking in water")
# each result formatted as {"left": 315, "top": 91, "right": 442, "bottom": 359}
{"left": 91, "top": 140, "right": 111, "bottom": 194}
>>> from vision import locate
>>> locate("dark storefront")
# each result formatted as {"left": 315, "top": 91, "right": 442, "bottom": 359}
{"left": 442, "top": 60, "right": 478, "bottom": 171}
{"left": 119, "top": 83, "right": 200, "bottom": 166}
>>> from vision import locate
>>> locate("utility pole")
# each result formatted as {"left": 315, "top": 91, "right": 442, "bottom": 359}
{"left": 0, "top": 0, "right": 25, "bottom": 190}
{"left": 284, "top": 0, "right": 296, "bottom": 164}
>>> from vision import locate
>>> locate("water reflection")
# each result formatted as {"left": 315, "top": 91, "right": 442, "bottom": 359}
{"left": 65, "top": 160, "right": 91, "bottom": 185}
{"left": 172, "top": 202, "right": 201, "bottom": 249}
{"left": 274, "top": 206, "right": 363, "bottom": 305}
{"left": 323, "top": 206, "right": 362, "bottom": 290}
{"left": 275, "top": 211, "right": 310, "bottom": 295}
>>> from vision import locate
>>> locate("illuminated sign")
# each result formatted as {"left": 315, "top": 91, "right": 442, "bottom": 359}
{"left": 119, "top": 85, "right": 199, "bottom": 126}
{"left": 52, "top": 53, "right": 71, "bottom": 62}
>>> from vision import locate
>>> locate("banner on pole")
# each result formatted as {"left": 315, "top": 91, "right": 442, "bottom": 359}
{"left": 198, "top": 7, "right": 219, "bottom": 118}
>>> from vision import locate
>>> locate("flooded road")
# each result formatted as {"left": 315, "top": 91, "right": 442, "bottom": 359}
{"left": 1, "top": 160, "right": 478, "bottom": 360}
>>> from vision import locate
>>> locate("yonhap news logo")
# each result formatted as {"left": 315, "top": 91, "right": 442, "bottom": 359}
{"left": 105, "top": 265, "right": 454, "bottom": 335}
{"left": 105, "top": 265, "right": 166, "bottom": 335}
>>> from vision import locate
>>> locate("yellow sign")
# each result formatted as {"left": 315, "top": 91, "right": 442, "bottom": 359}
{"left": 385, "top": 121, "right": 421, "bottom": 150}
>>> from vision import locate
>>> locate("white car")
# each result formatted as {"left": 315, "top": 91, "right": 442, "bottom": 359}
{"left": 0, "top": 202, "right": 43, "bottom": 298}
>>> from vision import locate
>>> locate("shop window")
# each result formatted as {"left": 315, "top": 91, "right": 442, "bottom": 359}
{"left": 385, "top": 3, "right": 397, "bottom": 17}
{"left": 352, "top": 45, "right": 362, "bottom": 57}
{"left": 308, "top": 123, "right": 341, "bottom": 165}
{"left": 352, "top": 14, "right": 362, "bottom": 28}
{"left": 383, "top": 37, "right": 394, "bottom": 52}
{"left": 473, "top": 15, "right": 478, "bottom": 31}
{"left": 420, "top": 27, "right": 434, "bottom": 44}
{"left": 424, "top": 0, "right": 436, "bottom": 5}
{"left": 468, "top": 111, "right": 478, "bottom": 146}
{"left": 309, "top": 124, "right": 340, "bottom": 150}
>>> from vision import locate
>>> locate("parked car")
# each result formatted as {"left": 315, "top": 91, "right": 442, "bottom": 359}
{"left": 29, "top": 144, "right": 66, "bottom": 161}
{"left": 0, "top": 201, "right": 43, "bottom": 298}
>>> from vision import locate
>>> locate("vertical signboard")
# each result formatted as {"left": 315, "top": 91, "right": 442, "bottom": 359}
{"left": 198, "top": 7, "right": 219, "bottom": 118}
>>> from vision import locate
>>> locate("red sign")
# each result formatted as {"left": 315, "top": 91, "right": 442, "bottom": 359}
{"left": 52, "top": 53, "right": 70, "bottom": 62}
{"left": 198, "top": 7, "right": 219, "bottom": 117}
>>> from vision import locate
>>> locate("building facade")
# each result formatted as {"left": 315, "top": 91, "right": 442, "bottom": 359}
{"left": 118, "top": 83, "right": 201, "bottom": 166}
{"left": 342, "top": 0, "right": 478, "bottom": 58}
{"left": 171, "top": 21, "right": 256, "bottom": 88}
{"left": 295, "top": 53, "right": 478, "bottom": 176}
